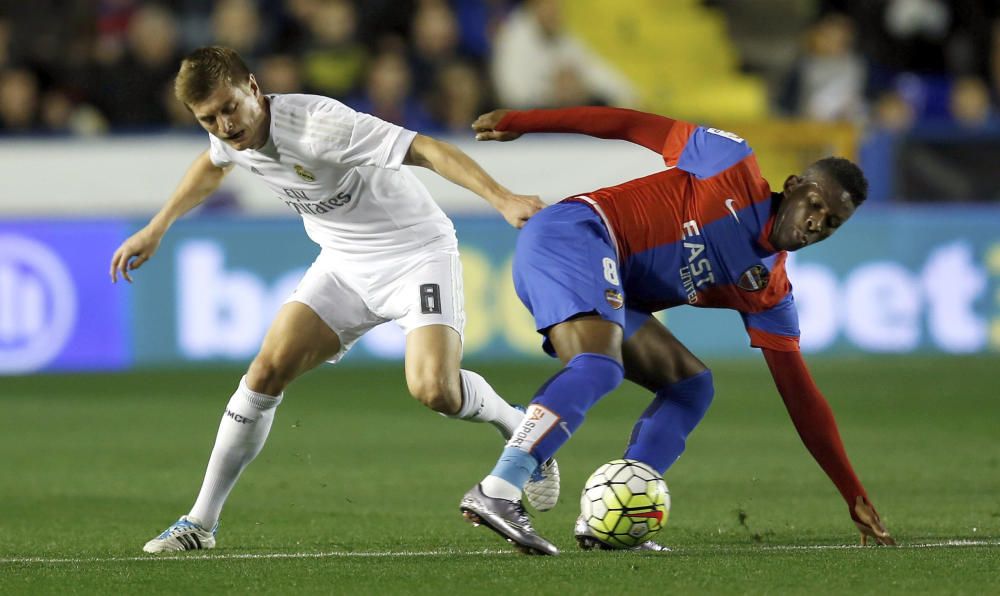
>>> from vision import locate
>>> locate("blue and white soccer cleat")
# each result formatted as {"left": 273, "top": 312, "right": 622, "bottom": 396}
{"left": 525, "top": 458, "right": 560, "bottom": 512}
{"left": 142, "top": 515, "right": 218, "bottom": 553}
{"left": 574, "top": 516, "right": 670, "bottom": 552}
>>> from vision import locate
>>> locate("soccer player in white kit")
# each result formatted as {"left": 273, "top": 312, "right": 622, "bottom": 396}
{"left": 109, "top": 47, "right": 560, "bottom": 553}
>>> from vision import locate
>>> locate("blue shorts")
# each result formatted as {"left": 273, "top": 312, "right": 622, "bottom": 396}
{"left": 513, "top": 202, "right": 651, "bottom": 355}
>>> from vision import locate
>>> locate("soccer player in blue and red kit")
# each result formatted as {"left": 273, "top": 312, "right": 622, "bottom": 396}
{"left": 459, "top": 106, "right": 896, "bottom": 555}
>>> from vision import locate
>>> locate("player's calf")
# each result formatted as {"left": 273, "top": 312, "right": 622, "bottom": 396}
{"left": 407, "top": 374, "right": 462, "bottom": 414}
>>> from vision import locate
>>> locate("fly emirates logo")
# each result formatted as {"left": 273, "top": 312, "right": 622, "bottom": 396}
{"left": 679, "top": 220, "right": 715, "bottom": 303}
{"left": 280, "top": 188, "right": 353, "bottom": 216}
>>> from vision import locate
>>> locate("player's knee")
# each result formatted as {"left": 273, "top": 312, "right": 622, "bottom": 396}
{"left": 246, "top": 354, "right": 297, "bottom": 396}
{"left": 567, "top": 352, "right": 625, "bottom": 396}
{"left": 670, "top": 369, "right": 715, "bottom": 415}
{"left": 407, "top": 375, "right": 461, "bottom": 414}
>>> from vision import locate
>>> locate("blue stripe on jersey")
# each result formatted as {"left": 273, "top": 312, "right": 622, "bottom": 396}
{"left": 760, "top": 253, "right": 781, "bottom": 268}
{"left": 622, "top": 206, "right": 785, "bottom": 314}
{"left": 676, "top": 127, "right": 754, "bottom": 180}
{"left": 741, "top": 293, "right": 800, "bottom": 338}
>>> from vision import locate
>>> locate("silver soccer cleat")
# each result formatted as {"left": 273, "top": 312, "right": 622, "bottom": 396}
{"left": 460, "top": 484, "right": 559, "bottom": 555}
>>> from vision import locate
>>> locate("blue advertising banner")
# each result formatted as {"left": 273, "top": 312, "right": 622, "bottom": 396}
{"left": 126, "top": 217, "right": 532, "bottom": 366}
{"left": 0, "top": 221, "right": 130, "bottom": 373}
{"left": 2, "top": 207, "right": 999, "bottom": 374}
{"left": 124, "top": 208, "right": 1000, "bottom": 365}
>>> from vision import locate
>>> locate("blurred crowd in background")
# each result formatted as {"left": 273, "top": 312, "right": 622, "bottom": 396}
{"left": 0, "top": 0, "right": 638, "bottom": 136}
{"left": 1, "top": 0, "right": 998, "bottom": 135}
{"left": 770, "top": 0, "right": 999, "bottom": 133}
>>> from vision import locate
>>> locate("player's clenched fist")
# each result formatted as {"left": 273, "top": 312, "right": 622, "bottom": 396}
{"left": 472, "top": 109, "right": 522, "bottom": 142}
{"left": 498, "top": 192, "right": 545, "bottom": 229}
{"left": 110, "top": 226, "right": 163, "bottom": 283}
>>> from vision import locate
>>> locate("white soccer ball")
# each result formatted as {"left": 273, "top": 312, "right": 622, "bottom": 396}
{"left": 579, "top": 458, "right": 670, "bottom": 548}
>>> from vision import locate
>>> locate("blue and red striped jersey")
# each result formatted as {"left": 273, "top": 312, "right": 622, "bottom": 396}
{"left": 499, "top": 108, "right": 799, "bottom": 351}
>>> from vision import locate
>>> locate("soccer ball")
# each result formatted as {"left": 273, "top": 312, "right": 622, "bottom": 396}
{"left": 579, "top": 459, "right": 670, "bottom": 548}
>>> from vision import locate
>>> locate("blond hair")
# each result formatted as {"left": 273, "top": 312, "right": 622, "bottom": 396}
{"left": 174, "top": 46, "right": 251, "bottom": 106}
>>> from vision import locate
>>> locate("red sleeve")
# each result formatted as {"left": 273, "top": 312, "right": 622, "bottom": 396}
{"left": 497, "top": 107, "right": 676, "bottom": 153}
{"left": 761, "top": 348, "right": 868, "bottom": 506}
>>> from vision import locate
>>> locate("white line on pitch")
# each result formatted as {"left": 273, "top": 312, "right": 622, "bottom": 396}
{"left": 0, "top": 549, "right": 513, "bottom": 565}
{"left": 2, "top": 540, "right": 997, "bottom": 565}
{"left": 755, "top": 539, "right": 1000, "bottom": 551}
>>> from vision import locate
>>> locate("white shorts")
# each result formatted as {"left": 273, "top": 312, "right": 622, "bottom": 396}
{"left": 286, "top": 248, "right": 465, "bottom": 363}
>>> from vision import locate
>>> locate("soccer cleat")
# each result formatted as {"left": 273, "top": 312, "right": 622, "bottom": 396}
{"left": 460, "top": 484, "right": 559, "bottom": 555}
{"left": 574, "top": 516, "right": 671, "bottom": 552}
{"left": 524, "top": 457, "right": 560, "bottom": 512}
{"left": 142, "top": 515, "right": 218, "bottom": 553}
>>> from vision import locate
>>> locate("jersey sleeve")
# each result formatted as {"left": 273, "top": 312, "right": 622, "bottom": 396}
{"left": 498, "top": 107, "right": 675, "bottom": 153}
{"left": 310, "top": 99, "right": 416, "bottom": 170}
{"left": 741, "top": 292, "right": 801, "bottom": 352}
{"left": 662, "top": 125, "right": 754, "bottom": 180}
{"left": 207, "top": 134, "right": 233, "bottom": 168}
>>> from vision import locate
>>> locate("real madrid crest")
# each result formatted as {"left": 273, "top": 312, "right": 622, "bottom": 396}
{"left": 294, "top": 164, "right": 316, "bottom": 182}
{"left": 737, "top": 265, "right": 769, "bottom": 292}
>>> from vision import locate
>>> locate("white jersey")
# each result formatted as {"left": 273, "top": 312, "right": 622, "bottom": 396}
{"left": 208, "top": 94, "right": 457, "bottom": 258}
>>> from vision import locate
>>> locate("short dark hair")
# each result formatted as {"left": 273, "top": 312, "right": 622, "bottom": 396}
{"left": 174, "top": 46, "right": 251, "bottom": 106}
{"left": 811, "top": 156, "right": 868, "bottom": 206}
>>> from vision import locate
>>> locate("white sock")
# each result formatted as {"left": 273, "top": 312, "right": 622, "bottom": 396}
{"left": 480, "top": 475, "right": 522, "bottom": 501}
{"left": 452, "top": 369, "right": 524, "bottom": 439}
{"left": 188, "top": 376, "right": 282, "bottom": 527}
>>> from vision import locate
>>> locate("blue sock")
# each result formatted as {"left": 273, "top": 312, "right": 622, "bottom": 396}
{"left": 488, "top": 447, "right": 540, "bottom": 490}
{"left": 624, "top": 370, "right": 714, "bottom": 473}
{"left": 491, "top": 353, "right": 624, "bottom": 491}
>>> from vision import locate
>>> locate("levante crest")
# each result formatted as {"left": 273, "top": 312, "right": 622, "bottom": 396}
{"left": 605, "top": 289, "right": 624, "bottom": 309}
{"left": 737, "top": 265, "right": 769, "bottom": 292}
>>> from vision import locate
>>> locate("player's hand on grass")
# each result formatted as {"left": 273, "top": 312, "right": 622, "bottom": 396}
{"left": 110, "top": 226, "right": 163, "bottom": 283}
{"left": 472, "top": 110, "right": 522, "bottom": 142}
{"left": 851, "top": 496, "right": 896, "bottom": 546}
{"left": 498, "top": 192, "right": 545, "bottom": 228}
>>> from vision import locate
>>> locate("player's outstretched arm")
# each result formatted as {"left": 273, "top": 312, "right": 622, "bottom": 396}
{"left": 404, "top": 134, "right": 544, "bottom": 228}
{"left": 110, "top": 151, "right": 230, "bottom": 283}
{"left": 761, "top": 347, "right": 896, "bottom": 545}
{"left": 471, "top": 109, "right": 523, "bottom": 142}
{"left": 473, "top": 107, "right": 676, "bottom": 153}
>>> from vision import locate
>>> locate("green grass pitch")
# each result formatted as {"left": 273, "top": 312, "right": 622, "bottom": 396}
{"left": 2, "top": 357, "right": 998, "bottom": 594}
